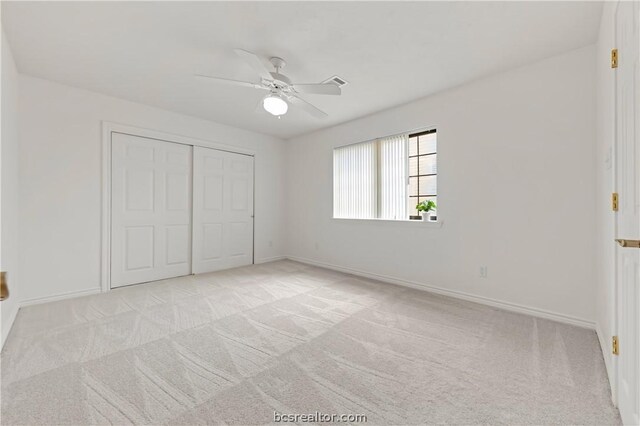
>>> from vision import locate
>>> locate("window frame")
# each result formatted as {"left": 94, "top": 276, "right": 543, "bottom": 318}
{"left": 332, "top": 127, "right": 440, "bottom": 225}
{"left": 407, "top": 129, "right": 437, "bottom": 217}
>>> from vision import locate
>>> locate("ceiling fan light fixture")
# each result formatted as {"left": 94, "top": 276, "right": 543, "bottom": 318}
{"left": 263, "top": 94, "right": 288, "bottom": 116}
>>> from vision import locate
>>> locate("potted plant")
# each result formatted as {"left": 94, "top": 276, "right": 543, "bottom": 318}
{"left": 416, "top": 200, "right": 437, "bottom": 221}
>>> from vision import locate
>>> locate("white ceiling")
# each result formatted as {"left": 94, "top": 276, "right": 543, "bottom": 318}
{"left": 2, "top": 1, "right": 602, "bottom": 139}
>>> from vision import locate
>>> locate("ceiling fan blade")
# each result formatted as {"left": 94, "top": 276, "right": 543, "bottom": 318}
{"left": 293, "top": 83, "right": 341, "bottom": 96}
{"left": 195, "top": 73, "right": 266, "bottom": 90}
{"left": 254, "top": 97, "right": 268, "bottom": 113}
{"left": 234, "top": 49, "right": 273, "bottom": 81}
{"left": 289, "top": 95, "right": 328, "bottom": 118}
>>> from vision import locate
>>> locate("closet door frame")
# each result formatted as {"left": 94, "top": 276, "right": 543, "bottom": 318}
{"left": 101, "top": 122, "right": 255, "bottom": 292}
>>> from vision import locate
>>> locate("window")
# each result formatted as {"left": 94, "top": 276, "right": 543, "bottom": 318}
{"left": 408, "top": 130, "right": 437, "bottom": 216}
{"left": 333, "top": 129, "right": 437, "bottom": 220}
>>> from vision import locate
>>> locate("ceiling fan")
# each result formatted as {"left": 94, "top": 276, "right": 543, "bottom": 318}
{"left": 196, "top": 49, "right": 342, "bottom": 118}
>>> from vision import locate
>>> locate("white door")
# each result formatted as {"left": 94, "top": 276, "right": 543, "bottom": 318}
{"left": 192, "top": 146, "right": 254, "bottom": 274}
{"left": 111, "top": 133, "right": 192, "bottom": 288}
{"left": 615, "top": 1, "right": 640, "bottom": 424}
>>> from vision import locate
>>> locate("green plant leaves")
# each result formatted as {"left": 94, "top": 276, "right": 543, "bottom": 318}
{"left": 416, "top": 200, "right": 437, "bottom": 212}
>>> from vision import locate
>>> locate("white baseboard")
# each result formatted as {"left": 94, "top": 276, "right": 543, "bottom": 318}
{"left": 595, "top": 322, "right": 617, "bottom": 406}
{"left": 254, "top": 255, "right": 287, "bottom": 264}
{"left": 12, "top": 258, "right": 595, "bottom": 330}
{"left": 596, "top": 322, "right": 612, "bottom": 374}
{"left": 20, "top": 287, "right": 102, "bottom": 307}
{"left": 1, "top": 303, "right": 20, "bottom": 351}
{"left": 18, "top": 258, "right": 289, "bottom": 308}
{"left": 286, "top": 255, "right": 596, "bottom": 330}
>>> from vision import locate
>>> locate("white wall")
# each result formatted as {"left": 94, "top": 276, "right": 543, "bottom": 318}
{"left": 595, "top": 1, "right": 617, "bottom": 392}
{"left": 1, "top": 31, "right": 21, "bottom": 348}
{"left": 286, "top": 46, "right": 597, "bottom": 325}
{"left": 18, "top": 75, "right": 287, "bottom": 303}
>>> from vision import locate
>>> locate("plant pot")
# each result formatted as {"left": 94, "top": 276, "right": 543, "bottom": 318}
{"left": 421, "top": 211, "right": 430, "bottom": 221}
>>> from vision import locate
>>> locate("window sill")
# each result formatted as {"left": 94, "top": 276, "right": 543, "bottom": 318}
{"left": 332, "top": 217, "right": 444, "bottom": 228}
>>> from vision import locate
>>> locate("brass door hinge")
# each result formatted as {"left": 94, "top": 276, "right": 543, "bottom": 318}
{"left": 612, "top": 193, "right": 619, "bottom": 211}
{"left": 613, "top": 336, "right": 619, "bottom": 355}
{"left": 0, "top": 271, "right": 7, "bottom": 301}
{"left": 612, "top": 49, "right": 618, "bottom": 68}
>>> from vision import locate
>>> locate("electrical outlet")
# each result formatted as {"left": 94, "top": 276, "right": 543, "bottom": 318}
{"left": 479, "top": 266, "right": 488, "bottom": 278}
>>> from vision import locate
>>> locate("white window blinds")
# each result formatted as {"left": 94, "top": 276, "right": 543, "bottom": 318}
{"left": 333, "top": 141, "right": 376, "bottom": 219}
{"left": 333, "top": 133, "right": 409, "bottom": 220}
{"left": 379, "top": 133, "right": 408, "bottom": 220}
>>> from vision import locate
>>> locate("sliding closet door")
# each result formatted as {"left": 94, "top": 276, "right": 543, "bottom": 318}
{"left": 192, "top": 146, "right": 254, "bottom": 274}
{"left": 111, "top": 133, "right": 192, "bottom": 288}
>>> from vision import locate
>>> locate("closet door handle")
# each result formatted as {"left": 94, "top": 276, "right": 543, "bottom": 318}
{"left": 616, "top": 239, "right": 640, "bottom": 248}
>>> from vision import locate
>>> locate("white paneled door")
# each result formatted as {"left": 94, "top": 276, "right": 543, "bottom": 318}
{"left": 111, "top": 133, "right": 192, "bottom": 288}
{"left": 192, "top": 146, "right": 254, "bottom": 274}
{"left": 615, "top": 1, "right": 640, "bottom": 425}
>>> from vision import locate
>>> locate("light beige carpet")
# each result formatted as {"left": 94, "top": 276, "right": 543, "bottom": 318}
{"left": 1, "top": 260, "right": 620, "bottom": 425}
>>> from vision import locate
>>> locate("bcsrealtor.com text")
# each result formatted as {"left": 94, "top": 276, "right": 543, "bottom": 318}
{"left": 274, "top": 411, "right": 367, "bottom": 423}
